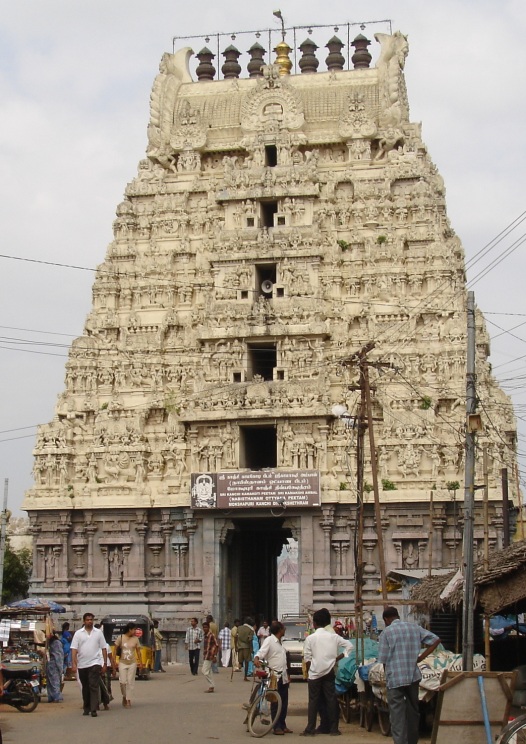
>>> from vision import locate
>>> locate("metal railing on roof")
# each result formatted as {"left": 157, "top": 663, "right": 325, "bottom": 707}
{"left": 172, "top": 19, "right": 392, "bottom": 81}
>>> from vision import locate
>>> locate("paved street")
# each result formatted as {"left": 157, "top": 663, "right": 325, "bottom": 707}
{"left": 1, "top": 665, "right": 431, "bottom": 744}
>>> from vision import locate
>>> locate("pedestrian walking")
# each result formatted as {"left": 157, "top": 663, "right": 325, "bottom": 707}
{"left": 237, "top": 617, "right": 255, "bottom": 681}
{"left": 60, "top": 621, "right": 73, "bottom": 678}
{"left": 218, "top": 622, "right": 232, "bottom": 668}
{"left": 377, "top": 606, "right": 440, "bottom": 744}
{"left": 300, "top": 608, "right": 353, "bottom": 737}
{"left": 254, "top": 620, "right": 293, "bottom": 735}
{"left": 257, "top": 620, "right": 270, "bottom": 646}
{"left": 153, "top": 620, "right": 166, "bottom": 673}
{"left": 231, "top": 619, "right": 241, "bottom": 671}
{"left": 201, "top": 621, "right": 219, "bottom": 693}
{"left": 46, "top": 631, "right": 64, "bottom": 702}
{"left": 185, "top": 617, "right": 203, "bottom": 676}
{"left": 115, "top": 622, "right": 144, "bottom": 708}
{"left": 206, "top": 614, "right": 220, "bottom": 673}
{"left": 71, "top": 612, "right": 108, "bottom": 717}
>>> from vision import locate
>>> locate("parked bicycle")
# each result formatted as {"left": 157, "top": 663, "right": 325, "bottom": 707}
{"left": 243, "top": 663, "right": 282, "bottom": 738}
{"left": 497, "top": 714, "right": 526, "bottom": 744}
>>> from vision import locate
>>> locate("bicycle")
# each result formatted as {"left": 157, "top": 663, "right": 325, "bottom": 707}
{"left": 244, "top": 664, "right": 282, "bottom": 738}
{"left": 497, "top": 713, "right": 526, "bottom": 744}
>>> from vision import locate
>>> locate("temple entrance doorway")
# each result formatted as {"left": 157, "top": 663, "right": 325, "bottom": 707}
{"left": 223, "top": 517, "right": 293, "bottom": 624}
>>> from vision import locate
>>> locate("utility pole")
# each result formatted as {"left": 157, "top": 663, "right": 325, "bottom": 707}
{"left": 355, "top": 358, "right": 366, "bottom": 661}
{"left": 362, "top": 359, "right": 388, "bottom": 601}
{"left": 501, "top": 468, "right": 510, "bottom": 547}
{"left": 0, "top": 479, "right": 9, "bottom": 604}
{"left": 462, "top": 291, "right": 476, "bottom": 672}
{"left": 340, "top": 342, "right": 389, "bottom": 661}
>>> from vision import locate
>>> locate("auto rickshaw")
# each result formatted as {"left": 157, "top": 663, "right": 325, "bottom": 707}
{"left": 100, "top": 614, "right": 154, "bottom": 679}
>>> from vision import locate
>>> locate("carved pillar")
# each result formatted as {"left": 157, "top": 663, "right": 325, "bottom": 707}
{"left": 57, "top": 521, "right": 70, "bottom": 580}
{"left": 316, "top": 425, "right": 329, "bottom": 471}
{"left": 184, "top": 509, "right": 197, "bottom": 576}
{"left": 122, "top": 546, "right": 131, "bottom": 581}
{"left": 319, "top": 506, "right": 335, "bottom": 577}
{"left": 85, "top": 513, "right": 96, "bottom": 580}
{"left": 29, "top": 517, "right": 41, "bottom": 583}
{"left": 70, "top": 528, "right": 87, "bottom": 577}
{"left": 171, "top": 523, "right": 189, "bottom": 577}
{"left": 52, "top": 546, "right": 62, "bottom": 580}
{"left": 432, "top": 511, "right": 447, "bottom": 568}
{"left": 363, "top": 517, "right": 378, "bottom": 590}
{"left": 161, "top": 519, "right": 173, "bottom": 578}
{"left": 189, "top": 430, "right": 199, "bottom": 472}
{"left": 392, "top": 539, "right": 402, "bottom": 568}
{"left": 331, "top": 514, "right": 351, "bottom": 576}
{"left": 134, "top": 511, "right": 148, "bottom": 580}
{"left": 492, "top": 508, "right": 504, "bottom": 551}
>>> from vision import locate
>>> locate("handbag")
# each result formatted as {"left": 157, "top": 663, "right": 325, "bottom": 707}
{"left": 115, "top": 635, "right": 122, "bottom": 659}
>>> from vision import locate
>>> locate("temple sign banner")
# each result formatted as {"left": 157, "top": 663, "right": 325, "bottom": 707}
{"left": 191, "top": 470, "right": 320, "bottom": 509}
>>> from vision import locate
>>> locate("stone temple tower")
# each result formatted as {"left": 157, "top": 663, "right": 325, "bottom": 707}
{"left": 24, "top": 30, "right": 518, "bottom": 624}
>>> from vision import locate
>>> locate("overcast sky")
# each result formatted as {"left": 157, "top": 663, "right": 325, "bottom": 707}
{"left": 1, "top": 1, "right": 525, "bottom": 515}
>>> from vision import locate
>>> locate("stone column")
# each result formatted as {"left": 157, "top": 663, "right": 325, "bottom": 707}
{"left": 184, "top": 509, "right": 197, "bottom": 577}
{"left": 29, "top": 517, "right": 41, "bottom": 583}
{"left": 162, "top": 525, "right": 173, "bottom": 578}
{"left": 299, "top": 512, "right": 314, "bottom": 613}
{"left": 85, "top": 513, "right": 96, "bottom": 581}
{"left": 134, "top": 511, "right": 148, "bottom": 580}
{"left": 432, "top": 511, "right": 446, "bottom": 568}
{"left": 319, "top": 506, "right": 335, "bottom": 577}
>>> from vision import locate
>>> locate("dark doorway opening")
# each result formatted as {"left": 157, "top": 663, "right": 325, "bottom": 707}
{"left": 265, "top": 145, "right": 278, "bottom": 167}
{"left": 261, "top": 200, "right": 278, "bottom": 227}
{"left": 240, "top": 425, "right": 277, "bottom": 469}
{"left": 247, "top": 342, "right": 277, "bottom": 381}
{"left": 225, "top": 518, "right": 292, "bottom": 624}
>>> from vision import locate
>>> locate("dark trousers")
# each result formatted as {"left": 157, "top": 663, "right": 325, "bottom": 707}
{"left": 189, "top": 649, "right": 200, "bottom": 675}
{"left": 79, "top": 664, "right": 102, "bottom": 713}
{"left": 305, "top": 669, "right": 340, "bottom": 734}
{"left": 272, "top": 678, "right": 289, "bottom": 732}
{"left": 386, "top": 681, "right": 420, "bottom": 744}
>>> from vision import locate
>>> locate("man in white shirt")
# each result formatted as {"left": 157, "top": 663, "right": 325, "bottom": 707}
{"left": 254, "top": 621, "right": 292, "bottom": 735}
{"left": 257, "top": 620, "right": 270, "bottom": 646}
{"left": 71, "top": 612, "right": 108, "bottom": 717}
{"left": 300, "top": 608, "right": 353, "bottom": 737}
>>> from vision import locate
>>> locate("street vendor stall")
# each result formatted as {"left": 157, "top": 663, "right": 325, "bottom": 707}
{"left": 0, "top": 596, "right": 67, "bottom": 702}
{"left": 411, "top": 540, "right": 526, "bottom": 670}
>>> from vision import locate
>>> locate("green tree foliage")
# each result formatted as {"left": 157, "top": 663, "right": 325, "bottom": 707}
{"left": 2, "top": 545, "right": 31, "bottom": 604}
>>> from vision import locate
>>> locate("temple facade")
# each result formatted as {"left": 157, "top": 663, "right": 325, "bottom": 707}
{"left": 23, "top": 30, "right": 518, "bottom": 624}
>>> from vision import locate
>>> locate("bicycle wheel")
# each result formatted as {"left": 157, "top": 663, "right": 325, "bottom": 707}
{"left": 247, "top": 690, "right": 282, "bottom": 738}
{"left": 496, "top": 715, "right": 526, "bottom": 744}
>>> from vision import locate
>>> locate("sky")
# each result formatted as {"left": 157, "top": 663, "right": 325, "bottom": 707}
{"left": 1, "top": 0, "right": 525, "bottom": 515}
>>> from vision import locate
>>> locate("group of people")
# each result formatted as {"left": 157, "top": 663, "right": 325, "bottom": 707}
{"left": 58, "top": 606, "right": 439, "bottom": 744}
{"left": 184, "top": 607, "right": 439, "bottom": 744}
{"left": 67, "top": 612, "right": 162, "bottom": 716}
{"left": 184, "top": 615, "right": 272, "bottom": 691}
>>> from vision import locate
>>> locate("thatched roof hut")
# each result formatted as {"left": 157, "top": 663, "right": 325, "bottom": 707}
{"left": 411, "top": 540, "right": 526, "bottom": 615}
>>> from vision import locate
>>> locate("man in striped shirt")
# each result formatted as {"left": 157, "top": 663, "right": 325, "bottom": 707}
{"left": 218, "top": 622, "right": 231, "bottom": 668}
{"left": 184, "top": 617, "right": 203, "bottom": 676}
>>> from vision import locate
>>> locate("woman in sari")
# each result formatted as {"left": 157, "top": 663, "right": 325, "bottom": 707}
{"left": 47, "top": 633, "right": 64, "bottom": 702}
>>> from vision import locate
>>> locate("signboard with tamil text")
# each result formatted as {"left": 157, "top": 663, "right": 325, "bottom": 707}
{"left": 190, "top": 470, "right": 320, "bottom": 509}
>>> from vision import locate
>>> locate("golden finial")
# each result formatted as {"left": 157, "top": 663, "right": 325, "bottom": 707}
{"left": 274, "top": 40, "right": 292, "bottom": 76}
{"left": 272, "top": 10, "right": 291, "bottom": 75}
